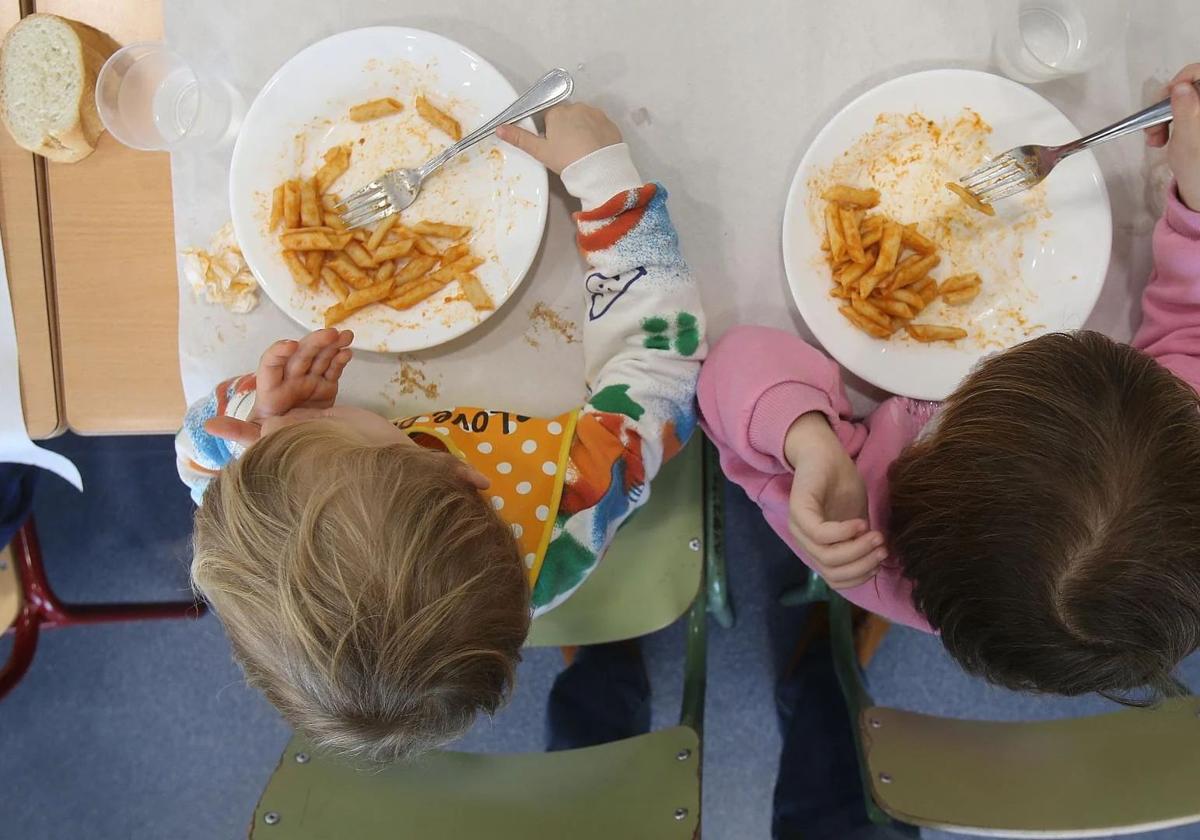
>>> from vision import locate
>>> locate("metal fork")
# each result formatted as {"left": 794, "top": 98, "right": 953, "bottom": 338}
{"left": 338, "top": 68, "right": 573, "bottom": 229}
{"left": 959, "top": 80, "right": 1200, "bottom": 205}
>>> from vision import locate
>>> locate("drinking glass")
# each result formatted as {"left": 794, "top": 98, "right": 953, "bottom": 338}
{"left": 96, "top": 42, "right": 242, "bottom": 151}
{"left": 994, "top": 0, "right": 1129, "bottom": 83}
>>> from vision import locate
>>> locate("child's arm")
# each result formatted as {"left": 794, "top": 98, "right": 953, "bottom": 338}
{"left": 175, "top": 329, "right": 353, "bottom": 503}
{"left": 699, "top": 325, "right": 866, "bottom": 482}
{"left": 1135, "top": 68, "right": 1200, "bottom": 386}
{"left": 698, "top": 325, "right": 883, "bottom": 582}
{"left": 697, "top": 326, "right": 931, "bottom": 631}
{"left": 498, "top": 107, "right": 706, "bottom": 613}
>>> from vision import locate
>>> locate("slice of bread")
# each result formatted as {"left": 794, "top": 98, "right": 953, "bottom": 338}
{"left": 0, "top": 14, "right": 119, "bottom": 163}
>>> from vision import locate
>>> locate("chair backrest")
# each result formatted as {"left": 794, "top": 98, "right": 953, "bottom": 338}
{"left": 813, "top": 584, "right": 1200, "bottom": 837}
{"left": 250, "top": 726, "right": 701, "bottom": 840}
{"left": 0, "top": 543, "right": 19, "bottom": 633}
{"left": 525, "top": 437, "right": 703, "bottom": 647}
{"left": 861, "top": 692, "right": 1200, "bottom": 836}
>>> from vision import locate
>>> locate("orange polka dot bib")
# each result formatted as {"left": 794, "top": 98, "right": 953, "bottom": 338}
{"left": 396, "top": 407, "right": 580, "bottom": 586}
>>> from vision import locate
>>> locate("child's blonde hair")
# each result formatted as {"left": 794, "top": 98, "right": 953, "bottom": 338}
{"left": 192, "top": 419, "right": 529, "bottom": 762}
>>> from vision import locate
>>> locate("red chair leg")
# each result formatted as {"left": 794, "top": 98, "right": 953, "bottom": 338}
{"left": 12, "top": 518, "right": 206, "bottom": 630}
{"left": 0, "top": 518, "right": 207, "bottom": 700}
{"left": 0, "top": 606, "right": 40, "bottom": 701}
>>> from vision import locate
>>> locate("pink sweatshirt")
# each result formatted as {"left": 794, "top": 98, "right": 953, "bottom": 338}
{"left": 699, "top": 186, "right": 1200, "bottom": 632}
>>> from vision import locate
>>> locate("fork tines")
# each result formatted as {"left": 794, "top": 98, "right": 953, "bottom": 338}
{"left": 339, "top": 181, "right": 393, "bottom": 229}
{"left": 959, "top": 153, "right": 1034, "bottom": 204}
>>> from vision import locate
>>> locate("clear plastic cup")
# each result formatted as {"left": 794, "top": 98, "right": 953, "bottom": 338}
{"left": 96, "top": 42, "right": 242, "bottom": 151}
{"left": 994, "top": 0, "right": 1129, "bottom": 83}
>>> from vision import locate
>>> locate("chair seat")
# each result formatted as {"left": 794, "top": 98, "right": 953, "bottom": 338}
{"left": 863, "top": 697, "right": 1200, "bottom": 836}
{"left": 251, "top": 726, "right": 701, "bottom": 840}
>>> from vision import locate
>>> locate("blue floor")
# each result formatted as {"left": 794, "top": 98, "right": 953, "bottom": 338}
{"left": 1, "top": 433, "right": 1198, "bottom": 839}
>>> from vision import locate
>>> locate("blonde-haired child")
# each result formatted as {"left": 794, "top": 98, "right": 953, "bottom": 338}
{"left": 177, "top": 104, "right": 706, "bottom": 760}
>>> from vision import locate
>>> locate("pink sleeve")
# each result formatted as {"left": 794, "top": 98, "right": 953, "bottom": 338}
{"left": 1133, "top": 184, "right": 1200, "bottom": 387}
{"left": 699, "top": 326, "right": 931, "bottom": 631}
{"left": 697, "top": 325, "right": 868, "bottom": 476}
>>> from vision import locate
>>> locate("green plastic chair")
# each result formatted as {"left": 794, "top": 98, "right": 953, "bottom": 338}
{"left": 249, "top": 438, "right": 723, "bottom": 839}
{"left": 702, "top": 440, "right": 734, "bottom": 630}
{"left": 796, "top": 574, "right": 1200, "bottom": 837}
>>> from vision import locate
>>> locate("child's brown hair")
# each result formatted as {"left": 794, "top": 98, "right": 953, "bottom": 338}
{"left": 192, "top": 419, "right": 529, "bottom": 761}
{"left": 890, "top": 331, "right": 1200, "bottom": 701}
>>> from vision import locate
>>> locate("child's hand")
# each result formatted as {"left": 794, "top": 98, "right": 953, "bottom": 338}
{"left": 204, "top": 329, "right": 353, "bottom": 445}
{"left": 1146, "top": 65, "right": 1200, "bottom": 212}
{"left": 495, "top": 103, "right": 622, "bottom": 174}
{"left": 784, "top": 413, "right": 887, "bottom": 590}
{"left": 251, "top": 328, "right": 354, "bottom": 419}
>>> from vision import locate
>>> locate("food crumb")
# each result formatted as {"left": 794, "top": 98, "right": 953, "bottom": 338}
{"left": 527, "top": 302, "right": 579, "bottom": 345}
{"left": 392, "top": 361, "right": 439, "bottom": 400}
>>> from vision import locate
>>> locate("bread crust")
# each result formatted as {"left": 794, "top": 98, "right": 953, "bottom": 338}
{"left": 0, "top": 13, "right": 120, "bottom": 163}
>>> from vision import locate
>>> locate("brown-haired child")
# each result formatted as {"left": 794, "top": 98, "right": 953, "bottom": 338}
{"left": 699, "top": 66, "right": 1200, "bottom": 701}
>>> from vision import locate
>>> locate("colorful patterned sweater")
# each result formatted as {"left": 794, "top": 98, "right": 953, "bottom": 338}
{"left": 175, "top": 143, "right": 707, "bottom": 615}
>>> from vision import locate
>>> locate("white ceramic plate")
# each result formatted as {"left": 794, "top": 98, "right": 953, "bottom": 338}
{"left": 782, "top": 69, "right": 1111, "bottom": 400}
{"left": 230, "top": 27, "right": 548, "bottom": 353}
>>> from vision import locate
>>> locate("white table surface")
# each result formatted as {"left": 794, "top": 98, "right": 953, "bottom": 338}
{"left": 167, "top": 0, "right": 1200, "bottom": 416}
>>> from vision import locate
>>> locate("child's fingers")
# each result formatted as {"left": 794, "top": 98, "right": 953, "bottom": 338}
{"left": 257, "top": 339, "right": 298, "bottom": 390}
{"left": 308, "top": 330, "right": 353, "bottom": 377}
{"left": 791, "top": 514, "right": 867, "bottom": 549}
{"left": 825, "top": 553, "right": 885, "bottom": 590}
{"left": 1171, "top": 81, "right": 1200, "bottom": 211}
{"left": 323, "top": 348, "right": 353, "bottom": 381}
{"left": 308, "top": 339, "right": 345, "bottom": 378}
{"left": 1170, "top": 81, "right": 1200, "bottom": 139}
{"left": 1168, "top": 63, "right": 1200, "bottom": 89}
{"left": 1148, "top": 69, "right": 1200, "bottom": 146}
{"left": 789, "top": 496, "right": 866, "bottom": 546}
{"left": 259, "top": 338, "right": 298, "bottom": 367}
{"left": 495, "top": 123, "right": 551, "bottom": 166}
{"left": 286, "top": 329, "right": 338, "bottom": 378}
{"left": 811, "top": 530, "right": 884, "bottom": 570}
{"left": 260, "top": 338, "right": 299, "bottom": 364}
{"left": 204, "top": 416, "right": 262, "bottom": 447}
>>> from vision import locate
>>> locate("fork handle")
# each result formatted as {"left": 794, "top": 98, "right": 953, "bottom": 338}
{"left": 419, "top": 68, "right": 574, "bottom": 178}
{"left": 1058, "top": 80, "right": 1200, "bottom": 158}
